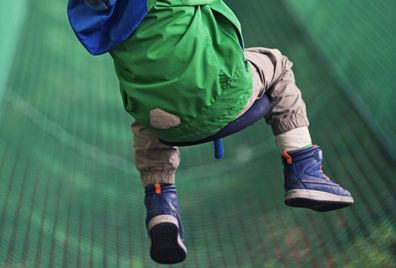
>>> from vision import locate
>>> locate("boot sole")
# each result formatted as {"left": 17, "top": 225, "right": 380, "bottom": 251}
{"left": 148, "top": 216, "right": 187, "bottom": 264}
{"left": 285, "top": 189, "right": 354, "bottom": 212}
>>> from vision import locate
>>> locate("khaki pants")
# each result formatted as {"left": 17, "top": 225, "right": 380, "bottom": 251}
{"left": 132, "top": 48, "right": 309, "bottom": 186}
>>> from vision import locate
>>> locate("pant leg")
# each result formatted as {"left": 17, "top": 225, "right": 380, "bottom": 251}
{"left": 244, "top": 47, "right": 309, "bottom": 135}
{"left": 132, "top": 122, "right": 180, "bottom": 186}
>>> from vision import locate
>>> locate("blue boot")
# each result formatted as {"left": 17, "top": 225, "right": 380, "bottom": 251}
{"left": 282, "top": 145, "right": 354, "bottom": 212}
{"left": 144, "top": 183, "right": 187, "bottom": 264}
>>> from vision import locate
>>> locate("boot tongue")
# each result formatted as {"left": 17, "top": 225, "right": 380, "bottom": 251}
{"left": 288, "top": 145, "right": 319, "bottom": 162}
{"left": 317, "top": 149, "right": 323, "bottom": 162}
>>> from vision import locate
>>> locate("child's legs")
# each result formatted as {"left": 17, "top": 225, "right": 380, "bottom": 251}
{"left": 245, "top": 47, "right": 310, "bottom": 135}
{"left": 132, "top": 122, "right": 180, "bottom": 186}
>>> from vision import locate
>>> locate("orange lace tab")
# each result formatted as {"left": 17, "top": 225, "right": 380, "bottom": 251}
{"left": 282, "top": 151, "right": 293, "bottom": 165}
{"left": 154, "top": 183, "right": 161, "bottom": 194}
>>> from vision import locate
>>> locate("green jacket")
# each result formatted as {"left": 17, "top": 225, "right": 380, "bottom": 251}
{"left": 110, "top": 0, "right": 252, "bottom": 142}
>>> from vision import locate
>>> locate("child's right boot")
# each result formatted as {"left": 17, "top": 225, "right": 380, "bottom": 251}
{"left": 282, "top": 145, "right": 354, "bottom": 212}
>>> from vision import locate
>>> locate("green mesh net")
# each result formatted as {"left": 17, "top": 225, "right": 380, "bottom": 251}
{"left": 0, "top": 0, "right": 395, "bottom": 267}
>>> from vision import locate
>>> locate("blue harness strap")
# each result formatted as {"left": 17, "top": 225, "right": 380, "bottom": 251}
{"left": 161, "top": 95, "right": 273, "bottom": 159}
{"left": 214, "top": 139, "right": 224, "bottom": 159}
{"left": 67, "top": 0, "right": 149, "bottom": 55}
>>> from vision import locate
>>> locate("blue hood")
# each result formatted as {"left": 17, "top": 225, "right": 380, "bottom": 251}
{"left": 67, "top": 0, "right": 149, "bottom": 55}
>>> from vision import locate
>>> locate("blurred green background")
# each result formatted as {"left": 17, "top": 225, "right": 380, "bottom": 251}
{"left": 0, "top": 0, "right": 395, "bottom": 267}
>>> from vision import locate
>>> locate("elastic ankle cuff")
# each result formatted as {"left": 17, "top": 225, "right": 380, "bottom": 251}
{"left": 141, "top": 171, "right": 176, "bottom": 187}
{"left": 275, "top": 127, "right": 312, "bottom": 151}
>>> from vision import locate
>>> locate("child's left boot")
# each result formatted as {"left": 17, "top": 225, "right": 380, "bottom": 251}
{"left": 144, "top": 183, "right": 187, "bottom": 264}
{"left": 281, "top": 145, "right": 354, "bottom": 212}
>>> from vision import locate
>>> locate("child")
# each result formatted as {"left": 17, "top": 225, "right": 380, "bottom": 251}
{"left": 68, "top": 0, "right": 354, "bottom": 264}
